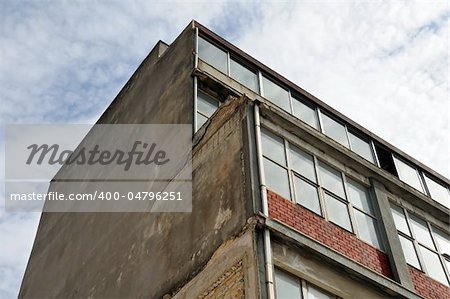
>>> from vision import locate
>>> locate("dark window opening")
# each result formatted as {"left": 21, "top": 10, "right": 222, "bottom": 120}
{"left": 375, "top": 144, "right": 398, "bottom": 177}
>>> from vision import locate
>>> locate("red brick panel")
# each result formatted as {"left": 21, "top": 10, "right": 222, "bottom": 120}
{"left": 409, "top": 266, "right": 450, "bottom": 299}
{"left": 267, "top": 190, "right": 393, "bottom": 278}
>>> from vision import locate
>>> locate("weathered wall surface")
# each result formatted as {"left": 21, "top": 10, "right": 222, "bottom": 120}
{"left": 20, "top": 26, "right": 256, "bottom": 299}
{"left": 172, "top": 228, "right": 260, "bottom": 299}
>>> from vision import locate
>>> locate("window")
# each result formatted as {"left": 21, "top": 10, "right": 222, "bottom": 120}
{"left": 348, "top": 132, "right": 375, "bottom": 163}
{"left": 390, "top": 203, "right": 450, "bottom": 286}
{"left": 196, "top": 90, "right": 219, "bottom": 129}
{"left": 275, "top": 269, "right": 338, "bottom": 299}
{"left": 261, "top": 129, "right": 384, "bottom": 249}
{"left": 318, "top": 162, "right": 346, "bottom": 199}
{"left": 261, "top": 128, "right": 291, "bottom": 200}
{"left": 292, "top": 97, "right": 319, "bottom": 130}
{"left": 347, "top": 179, "right": 382, "bottom": 249}
{"left": 393, "top": 156, "right": 425, "bottom": 193}
{"left": 320, "top": 113, "right": 349, "bottom": 148}
{"left": 262, "top": 76, "right": 291, "bottom": 112}
{"left": 198, "top": 37, "right": 228, "bottom": 74}
{"left": 230, "top": 58, "right": 258, "bottom": 92}
{"left": 324, "top": 193, "right": 352, "bottom": 231}
{"left": 424, "top": 175, "right": 450, "bottom": 208}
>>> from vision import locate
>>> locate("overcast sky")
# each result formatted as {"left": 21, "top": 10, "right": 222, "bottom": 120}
{"left": 0, "top": 1, "right": 448, "bottom": 297}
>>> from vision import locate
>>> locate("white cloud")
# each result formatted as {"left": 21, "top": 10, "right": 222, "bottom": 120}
{"left": 0, "top": 1, "right": 448, "bottom": 297}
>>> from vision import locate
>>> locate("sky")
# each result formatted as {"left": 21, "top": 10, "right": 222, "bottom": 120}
{"left": 0, "top": 1, "right": 449, "bottom": 297}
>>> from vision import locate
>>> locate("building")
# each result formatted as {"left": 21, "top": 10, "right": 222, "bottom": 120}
{"left": 20, "top": 21, "right": 449, "bottom": 299}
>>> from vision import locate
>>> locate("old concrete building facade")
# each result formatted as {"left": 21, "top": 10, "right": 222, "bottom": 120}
{"left": 20, "top": 21, "right": 449, "bottom": 299}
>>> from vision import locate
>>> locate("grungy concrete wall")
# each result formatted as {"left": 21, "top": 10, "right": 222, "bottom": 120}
{"left": 19, "top": 25, "right": 257, "bottom": 298}
{"left": 172, "top": 227, "right": 260, "bottom": 299}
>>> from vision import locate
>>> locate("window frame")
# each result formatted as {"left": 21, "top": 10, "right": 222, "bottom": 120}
{"left": 197, "top": 35, "right": 229, "bottom": 74}
{"left": 229, "top": 55, "right": 260, "bottom": 93}
{"left": 195, "top": 88, "right": 220, "bottom": 131}
{"left": 390, "top": 203, "right": 450, "bottom": 286}
{"left": 274, "top": 268, "right": 340, "bottom": 299}
{"left": 261, "top": 127, "right": 385, "bottom": 250}
{"left": 392, "top": 155, "right": 426, "bottom": 194}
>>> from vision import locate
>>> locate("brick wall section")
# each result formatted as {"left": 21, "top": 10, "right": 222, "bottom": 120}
{"left": 267, "top": 190, "right": 393, "bottom": 278}
{"left": 197, "top": 260, "right": 245, "bottom": 299}
{"left": 409, "top": 266, "right": 450, "bottom": 299}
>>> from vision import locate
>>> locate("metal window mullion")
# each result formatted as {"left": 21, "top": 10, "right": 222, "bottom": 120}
{"left": 284, "top": 139, "right": 295, "bottom": 202}
{"left": 314, "top": 155, "right": 327, "bottom": 220}
{"left": 258, "top": 71, "right": 264, "bottom": 96}
{"left": 317, "top": 107, "right": 325, "bottom": 134}
{"left": 193, "top": 77, "right": 198, "bottom": 133}
{"left": 293, "top": 171, "right": 320, "bottom": 189}
{"left": 353, "top": 206, "right": 376, "bottom": 219}
{"left": 344, "top": 124, "right": 351, "bottom": 149}
{"left": 300, "top": 279, "right": 308, "bottom": 299}
{"left": 414, "top": 171, "right": 431, "bottom": 198}
{"left": 226, "top": 52, "right": 231, "bottom": 76}
{"left": 342, "top": 172, "right": 356, "bottom": 234}
{"left": 370, "top": 140, "right": 380, "bottom": 167}
{"left": 288, "top": 90, "right": 294, "bottom": 114}
{"left": 194, "top": 27, "right": 199, "bottom": 69}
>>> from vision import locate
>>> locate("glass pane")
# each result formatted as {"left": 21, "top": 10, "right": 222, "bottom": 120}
{"left": 347, "top": 178, "right": 373, "bottom": 214}
{"left": 198, "top": 37, "right": 227, "bottom": 73}
{"left": 262, "top": 76, "right": 291, "bottom": 112}
{"left": 264, "top": 158, "right": 291, "bottom": 200}
{"left": 424, "top": 175, "right": 450, "bottom": 208}
{"left": 321, "top": 113, "right": 349, "bottom": 147}
{"left": 349, "top": 132, "right": 375, "bottom": 163}
{"left": 399, "top": 234, "right": 421, "bottom": 269}
{"left": 261, "top": 129, "right": 286, "bottom": 166}
{"left": 307, "top": 284, "right": 333, "bottom": 299}
{"left": 390, "top": 204, "right": 411, "bottom": 236}
{"left": 294, "top": 176, "right": 321, "bottom": 215}
{"left": 275, "top": 270, "right": 302, "bottom": 299}
{"left": 325, "top": 194, "right": 352, "bottom": 231}
{"left": 419, "top": 245, "right": 449, "bottom": 286}
{"left": 393, "top": 156, "right": 425, "bottom": 193}
{"left": 445, "top": 259, "right": 450, "bottom": 274}
{"left": 409, "top": 214, "right": 435, "bottom": 250}
{"left": 197, "top": 91, "right": 219, "bottom": 117}
{"left": 318, "top": 162, "right": 345, "bottom": 198}
{"left": 355, "top": 210, "right": 382, "bottom": 250}
{"left": 432, "top": 227, "right": 450, "bottom": 255}
{"left": 230, "top": 59, "right": 258, "bottom": 92}
{"left": 196, "top": 113, "right": 208, "bottom": 129}
{"left": 292, "top": 98, "right": 318, "bottom": 129}
{"left": 290, "top": 145, "right": 316, "bottom": 182}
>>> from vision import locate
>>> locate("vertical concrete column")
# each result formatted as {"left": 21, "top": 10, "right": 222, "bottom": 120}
{"left": 370, "top": 179, "right": 414, "bottom": 290}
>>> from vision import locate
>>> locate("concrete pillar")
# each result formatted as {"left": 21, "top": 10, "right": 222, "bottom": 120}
{"left": 370, "top": 179, "right": 415, "bottom": 290}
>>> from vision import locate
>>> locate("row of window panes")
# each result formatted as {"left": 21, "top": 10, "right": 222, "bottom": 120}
{"left": 393, "top": 156, "right": 450, "bottom": 207}
{"left": 198, "top": 36, "right": 259, "bottom": 92}
{"left": 390, "top": 203, "right": 450, "bottom": 286}
{"left": 197, "top": 36, "right": 450, "bottom": 208}
{"left": 275, "top": 269, "right": 338, "bottom": 299}
{"left": 261, "top": 128, "right": 383, "bottom": 250}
